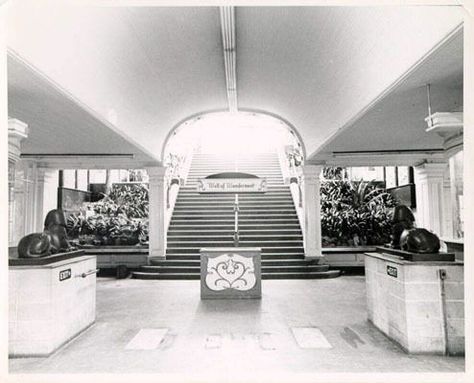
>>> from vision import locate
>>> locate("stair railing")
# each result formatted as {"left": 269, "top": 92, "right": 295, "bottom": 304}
{"left": 277, "top": 146, "right": 305, "bottom": 230}
{"left": 233, "top": 193, "right": 239, "bottom": 247}
{"left": 164, "top": 148, "right": 194, "bottom": 232}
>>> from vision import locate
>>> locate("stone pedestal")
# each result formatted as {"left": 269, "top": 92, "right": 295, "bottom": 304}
{"left": 146, "top": 166, "right": 167, "bottom": 263}
{"left": 301, "top": 165, "right": 323, "bottom": 260}
{"left": 9, "top": 252, "right": 97, "bottom": 357}
{"left": 365, "top": 251, "right": 464, "bottom": 355}
{"left": 200, "top": 247, "right": 261, "bottom": 299}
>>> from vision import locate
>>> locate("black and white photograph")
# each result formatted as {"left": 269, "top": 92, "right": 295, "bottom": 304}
{"left": 1, "top": 0, "right": 472, "bottom": 382}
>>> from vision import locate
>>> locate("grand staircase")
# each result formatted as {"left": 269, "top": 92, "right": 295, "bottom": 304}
{"left": 132, "top": 150, "right": 340, "bottom": 280}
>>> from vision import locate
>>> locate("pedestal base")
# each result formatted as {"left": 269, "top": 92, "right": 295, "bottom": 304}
{"left": 200, "top": 247, "right": 261, "bottom": 299}
{"left": 9, "top": 253, "right": 97, "bottom": 357}
{"left": 365, "top": 252, "right": 464, "bottom": 355}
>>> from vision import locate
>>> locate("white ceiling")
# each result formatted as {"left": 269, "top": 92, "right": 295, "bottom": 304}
{"left": 8, "top": 54, "right": 158, "bottom": 164}
{"left": 312, "top": 28, "right": 463, "bottom": 160}
{"left": 7, "top": 2, "right": 464, "bottom": 164}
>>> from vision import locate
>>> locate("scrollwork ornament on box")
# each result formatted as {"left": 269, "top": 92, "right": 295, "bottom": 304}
{"left": 206, "top": 253, "right": 256, "bottom": 291}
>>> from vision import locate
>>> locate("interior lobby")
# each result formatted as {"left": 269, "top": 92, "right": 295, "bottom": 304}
{"left": 2, "top": 1, "right": 473, "bottom": 382}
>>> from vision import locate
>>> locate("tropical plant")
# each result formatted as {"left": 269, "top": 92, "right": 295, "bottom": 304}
{"left": 66, "top": 183, "right": 149, "bottom": 246}
{"left": 322, "top": 167, "right": 348, "bottom": 180}
{"left": 320, "top": 179, "right": 398, "bottom": 247}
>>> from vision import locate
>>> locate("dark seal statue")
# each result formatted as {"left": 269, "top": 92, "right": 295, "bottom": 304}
{"left": 44, "top": 209, "right": 71, "bottom": 253}
{"left": 400, "top": 228, "right": 441, "bottom": 254}
{"left": 390, "top": 205, "right": 415, "bottom": 249}
{"left": 18, "top": 209, "right": 73, "bottom": 258}
{"left": 17, "top": 233, "right": 52, "bottom": 258}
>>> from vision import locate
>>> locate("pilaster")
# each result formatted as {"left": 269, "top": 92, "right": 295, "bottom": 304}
{"left": 301, "top": 165, "right": 323, "bottom": 260}
{"left": 146, "top": 166, "right": 167, "bottom": 263}
{"left": 8, "top": 119, "right": 29, "bottom": 245}
{"left": 414, "top": 162, "right": 448, "bottom": 236}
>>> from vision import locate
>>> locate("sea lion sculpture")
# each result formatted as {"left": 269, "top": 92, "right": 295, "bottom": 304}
{"left": 17, "top": 233, "right": 51, "bottom": 258}
{"left": 18, "top": 209, "right": 74, "bottom": 258}
{"left": 390, "top": 204, "right": 441, "bottom": 254}
{"left": 43, "top": 209, "right": 71, "bottom": 253}
{"left": 400, "top": 228, "right": 441, "bottom": 254}
{"left": 390, "top": 205, "right": 415, "bottom": 249}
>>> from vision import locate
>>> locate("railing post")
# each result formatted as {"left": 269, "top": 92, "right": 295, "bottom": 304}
{"left": 233, "top": 193, "right": 239, "bottom": 247}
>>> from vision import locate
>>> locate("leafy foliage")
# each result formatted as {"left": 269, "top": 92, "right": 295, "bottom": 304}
{"left": 322, "top": 167, "right": 348, "bottom": 180}
{"left": 66, "top": 183, "right": 149, "bottom": 246}
{"left": 97, "top": 184, "right": 149, "bottom": 218}
{"left": 320, "top": 180, "right": 397, "bottom": 247}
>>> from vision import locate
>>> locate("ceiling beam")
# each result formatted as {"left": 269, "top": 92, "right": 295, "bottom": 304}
{"left": 219, "top": 6, "right": 237, "bottom": 113}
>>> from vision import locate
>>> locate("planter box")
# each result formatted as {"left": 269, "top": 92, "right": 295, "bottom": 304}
{"left": 83, "top": 245, "right": 149, "bottom": 269}
{"left": 322, "top": 247, "right": 376, "bottom": 267}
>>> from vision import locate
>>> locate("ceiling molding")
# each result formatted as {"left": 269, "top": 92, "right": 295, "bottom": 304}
{"left": 21, "top": 156, "right": 160, "bottom": 170}
{"left": 220, "top": 6, "right": 237, "bottom": 113}
{"left": 315, "top": 150, "right": 448, "bottom": 167}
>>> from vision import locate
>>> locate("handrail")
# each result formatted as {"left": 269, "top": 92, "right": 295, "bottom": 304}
{"left": 164, "top": 147, "right": 194, "bottom": 232}
{"left": 277, "top": 146, "right": 305, "bottom": 230}
{"left": 233, "top": 193, "right": 239, "bottom": 247}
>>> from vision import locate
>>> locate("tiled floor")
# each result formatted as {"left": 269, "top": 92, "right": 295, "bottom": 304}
{"left": 9, "top": 276, "right": 464, "bottom": 375}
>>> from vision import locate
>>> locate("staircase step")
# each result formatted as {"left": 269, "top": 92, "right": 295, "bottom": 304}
{"left": 166, "top": 249, "right": 304, "bottom": 256}
{"left": 131, "top": 270, "right": 339, "bottom": 280}
{"left": 131, "top": 272, "right": 200, "bottom": 280}
{"left": 166, "top": 235, "right": 303, "bottom": 240}
{"left": 262, "top": 271, "right": 340, "bottom": 279}
{"left": 165, "top": 254, "right": 306, "bottom": 260}
{"left": 149, "top": 259, "right": 317, "bottom": 267}
{"left": 170, "top": 219, "right": 300, "bottom": 225}
{"left": 168, "top": 229, "right": 302, "bottom": 235}
{"left": 141, "top": 265, "right": 329, "bottom": 273}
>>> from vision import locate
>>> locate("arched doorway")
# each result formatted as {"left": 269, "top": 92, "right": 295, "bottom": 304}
{"left": 136, "top": 111, "right": 333, "bottom": 280}
{"left": 161, "top": 111, "right": 306, "bottom": 165}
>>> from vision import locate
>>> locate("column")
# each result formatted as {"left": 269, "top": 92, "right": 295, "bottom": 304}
{"left": 442, "top": 167, "right": 453, "bottom": 238}
{"left": 414, "top": 162, "right": 448, "bottom": 236}
{"left": 301, "top": 165, "right": 323, "bottom": 260}
{"left": 8, "top": 119, "right": 28, "bottom": 245}
{"left": 146, "top": 166, "right": 167, "bottom": 263}
{"left": 23, "top": 162, "right": 37, "bottom": 235}
{"left": 33, "top": 168, "right": 57, "bottom": 231}
{"left": 34, "top": 167, "right": 46, "bottom": 232}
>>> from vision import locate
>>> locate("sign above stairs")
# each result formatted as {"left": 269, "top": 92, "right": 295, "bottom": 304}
{"left": 197, "top": 172, "right": 267, "bottom": 193}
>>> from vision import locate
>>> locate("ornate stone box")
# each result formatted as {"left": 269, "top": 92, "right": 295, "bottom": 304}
{"left": 200, "top": 247, "right": 261, "bottom": 299}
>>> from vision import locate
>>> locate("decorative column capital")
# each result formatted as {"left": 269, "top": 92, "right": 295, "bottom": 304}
{"left": 414, "top": 162, "right": 448, "bottom": 179}
{"left": 146, "top": 166, "right": 167, "bottom": 184}
{"left": 8, "top": 118, "right": 29, "bottom": 163}
{"left": 301, "top": 164, "right": 323, "bottom": 182}
{"left": 36, "top": 167, "right": 56, "bottom": 183}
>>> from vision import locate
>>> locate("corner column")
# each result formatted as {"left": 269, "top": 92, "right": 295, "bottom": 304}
{"left": 33, "top": 168, "right": 57, "bottom": 232}
{"left": 8, "top": 119, "right": 28, "bottom": 245}
{"left": 414, "top": 162, "right": 448, "bottom": 236}
{"left": 301, "top": 165, "right": 323, "bottom": 260}
{"left": 146, "top": 166, "right": 167, "bottom": 263}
